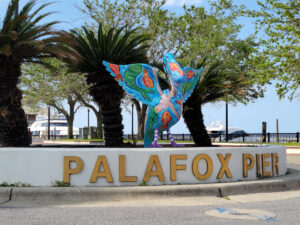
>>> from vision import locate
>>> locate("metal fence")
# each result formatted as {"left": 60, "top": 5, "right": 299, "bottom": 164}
{"left": 32, "top": 135, "right": 79, "bottom": 140}
{"left": 124, "top": 132, "right": 300, "bottom": 143}
{"left": 33, "top": 132, "right": 300, "bottom": 143}
{"left": 211, "top": 133, "right": 300, "bottom": 143}
{"left": 123, "top": 133, "right": 194, "bottom": 141}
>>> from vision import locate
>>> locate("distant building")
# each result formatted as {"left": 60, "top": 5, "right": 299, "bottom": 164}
{"left": 23, "top": 106, "right": 48, "bottom": 127}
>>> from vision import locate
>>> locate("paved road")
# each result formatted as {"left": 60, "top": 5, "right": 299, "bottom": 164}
{"left": 1, "top": 155, "right": 299, "bottom": 225}
{"left": 287, "top": 155, "right": 300, "bottom": 170}
{"left": 1, "top": 191, "right": 300, "bottom": 225}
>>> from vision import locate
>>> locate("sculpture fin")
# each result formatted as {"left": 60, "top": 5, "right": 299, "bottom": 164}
{"left": 144, "top": 106, "right": 158, "bottom": 147}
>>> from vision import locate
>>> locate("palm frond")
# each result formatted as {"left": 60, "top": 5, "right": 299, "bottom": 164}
{"left": 65, "top": 23, "right": 151, "bottom": 75}
{"left": 0, "top": 0, "right": 66, "bottom": 61}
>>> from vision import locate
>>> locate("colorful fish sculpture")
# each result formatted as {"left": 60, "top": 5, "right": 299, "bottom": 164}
{"left": 103, "top": 53, "right": 203, "bottom": 147}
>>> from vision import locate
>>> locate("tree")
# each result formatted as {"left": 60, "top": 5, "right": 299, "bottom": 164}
{"left": 81, "top": 0, "right": 174, "bottom": 140}
{"left": 161, "top": 2, "right": 264, "bottom": 146}
{"left": 63, "top": 24, "right": 150, "bottom": 146}
{"left": 183, "top": 57, "right": 262, "bottom": 146}
{"left": 0, "top": 0, "right": 69, "bottom": 146}
{"left": 81, "top": 0, "right": 266, "bottom": 146}
{"left": 21, "top": 59, "right": 92, "bottom": 139}
{"left": 245, "top": 0, "right": 300, "bottom": 99}
{"left": 75, "top": 94, "right": 104, "bottom": 139}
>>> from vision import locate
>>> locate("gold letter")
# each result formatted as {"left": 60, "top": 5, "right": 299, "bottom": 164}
{"left": 90, "top": 156, "right": 113, "bottom": 183}
{"left": 119, "top": 155, "right": 137, "bottom": 182}
{"left": 63, "top": 156, "right": 83, "bottom": 183}
{"left": 143, "top": 155, "right": 165, "bottom": 182}
{"left": 170, "top": 155, "right": 187, "bottom": 181}
{"left": 192, "top": 154, "right": 213, "bottom": 180}
{"left": 256, "top": 154, "right": 261, "bottom": 177}
{"left": 262, "top": 153, "right": 271, "bottom": 177}
{"left": 217, "top": 154, "right": 232, "bottom": 179}
{"left": 272, "top": 153, "right": 279, "bottom": 176}
{"left": 243, "top": 154, "right": 254, "bottom": 177}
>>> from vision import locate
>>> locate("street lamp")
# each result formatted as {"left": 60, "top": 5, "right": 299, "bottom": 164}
{"left": 47, "top": 106, "right": 50, "bottom": 140}
{"left": 131, "top": 103, "right": 134, "bottom": 141}
{"left": 87, "top": 109, "right": 90, "bottom": 129}
{"left": 225, "top": 101, "right": 228, "bottom": 142}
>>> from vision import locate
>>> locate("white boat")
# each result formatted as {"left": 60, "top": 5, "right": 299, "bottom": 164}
{"left": 29, "top": 118, "right": 79, "bottom": 138}
{"left": 206, "top": 121, "right": 247, "bottom": 140}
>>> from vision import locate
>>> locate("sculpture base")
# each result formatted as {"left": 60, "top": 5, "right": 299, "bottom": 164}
{"left": 0, "top": 146, "right": 286, "bottom": 186}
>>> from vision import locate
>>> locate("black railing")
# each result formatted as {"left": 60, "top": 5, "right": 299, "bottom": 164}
{"left": 32, "top": 135, "right": 79, "bottom": 140}
{"left": 33, "top": 132, "right": 300, "bottom": 143}
{"left": 123, "top": 133, "right": 193, "bottom": 141}
{"left": 123, "top": 132, "right": 300, "bottom": 143}
{"left": 210, "top": 132, "right": 300, "bottom": 143}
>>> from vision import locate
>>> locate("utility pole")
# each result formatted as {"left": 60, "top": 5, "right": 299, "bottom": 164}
{"left": 225, "top": 101, "right": 228, "bottom": 142}
{"left": 132, "top": 103, "right": 134, "bottom": 141}
{"left": 47, "top": 106, "right": 50, "bottom": 140}
{"left": 87, "top": 109, "right": 91, "bottom": 139}
{"left": 87, "top": 109, "right": 90, "bottom": 129}
{"left": 262, "top": 122, "right": 267, "bottom": 143}
{"left": 276, "top": 119, "right": 279, "bottom": 142}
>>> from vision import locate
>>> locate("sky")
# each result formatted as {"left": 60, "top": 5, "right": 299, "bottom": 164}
{"left": 0, "top": 0, "right": 299, "bottom": 134}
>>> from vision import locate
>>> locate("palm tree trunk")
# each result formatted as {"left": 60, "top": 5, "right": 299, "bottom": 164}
{"left": 87, "top": 71, "right": 124, "bottom": 146}
{"left": 0, "top": 57, "right": 29, "bottom": 147}
{"left": 96, "top": 111, "right": 103, "bottom": 139}
{"left": 101, "top": 103, "right": 124, "bottom": 146}
{"left": 133, "top": 99, "right": 147, "bottom": 140}
{"left": 137, "top": 106, "right": 147, "bottom": 140}
{"left": 183, "top": 100, "right": 211, "bottom": 146}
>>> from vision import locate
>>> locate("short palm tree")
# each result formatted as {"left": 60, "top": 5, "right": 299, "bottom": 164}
{"left": 183, "top": 62, "right": 261, "bottom": 146}
{"left": 65, "top": 24, "right": 150, "bottom": 146}
{"left": 0, "top": 0, "right": 69, "bottom": 146}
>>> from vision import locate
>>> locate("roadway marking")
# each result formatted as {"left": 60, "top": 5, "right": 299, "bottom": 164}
{"left": 205, "top": 208, "right": 276, "bottom": 221}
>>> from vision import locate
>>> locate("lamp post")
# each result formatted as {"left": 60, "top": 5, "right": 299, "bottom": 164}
{"left": 47, "top": 106, "right": 50, "bottom": 140}
{"left": 132, "top": 103, "right": 134, "bottom": 141}
{"left": 87, "top": 109, "right": 90, "bottom": 129}
{"left": 225, "top": 101, "right": 228, "bottom": 142}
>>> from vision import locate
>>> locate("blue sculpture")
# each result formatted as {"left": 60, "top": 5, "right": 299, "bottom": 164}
{"left": 103, "top": 53, "right": 203, "bottom": 147}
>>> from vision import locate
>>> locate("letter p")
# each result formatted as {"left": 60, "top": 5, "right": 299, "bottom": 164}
{"left": 63, "top": 156, "right": 84, "bottom": 184}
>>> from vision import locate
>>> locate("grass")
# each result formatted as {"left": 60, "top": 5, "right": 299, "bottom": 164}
{"left": 139, "top": 180, "right": 147, "bottom": 186}
{"left": 223, "top": 196, "right": 231, "bottom": 200}
{"left": 55, "top": 139, "right": 193, "bottom": 144}
{"left": 56, "top": 139, "right": 104, "bottom": 142}
{"left": 52, "top": 180, "right": 72, "bottom": 187}
{"left": 218, "top": 142, "right": 300, "bottom": 146}
{"left": 263, "top": 142, "right": 300, "bottom": 146}
{"left": 51, "top": 138, "right": 300, "bottom": 146}
{"left": 125, "top": 140, "right": 193, "bottom": 144}
{"left": 0, "top": 181, "right": 31, "bottom": 187}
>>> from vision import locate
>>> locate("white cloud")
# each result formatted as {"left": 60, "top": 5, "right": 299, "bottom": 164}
{"left": 165, "top": 0, "right": 202, "bottom": 6}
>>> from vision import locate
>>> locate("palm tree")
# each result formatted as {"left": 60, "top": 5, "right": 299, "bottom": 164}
{"left": 183, "top": 62, "right": 261, "bottom": 146}
{"left": 64, "top": 24, "right": 150, "bottom": 146}
{"left": 0, "top": 0, "right": 68, "bottom": 147}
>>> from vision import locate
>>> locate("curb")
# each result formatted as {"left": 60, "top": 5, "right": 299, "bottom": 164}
{"left": 0, "top": 188, "right": 11, "bottom": 204}
{"left": 1, "top": 170, "right": 300, "bottom": 205}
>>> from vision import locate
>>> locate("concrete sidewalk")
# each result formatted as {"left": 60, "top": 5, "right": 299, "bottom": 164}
{"left": 1, "top": 168, "right": 299, "bottom": 206}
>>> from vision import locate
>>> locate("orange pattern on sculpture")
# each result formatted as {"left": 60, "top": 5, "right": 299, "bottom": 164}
{"left": 142, "top": 69, "right": 154, "bottom": 88}
{"left": 186, "top": 70, "right": 195, "bottom": 79}
{"left": 169, "top": 62, "right": 184, "bottom": 76}
{"left": 161, "top": 111, "right": 172, "bottom": 129}
{"left": 109, "top": 64, "right": 123, "bottom": 81}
